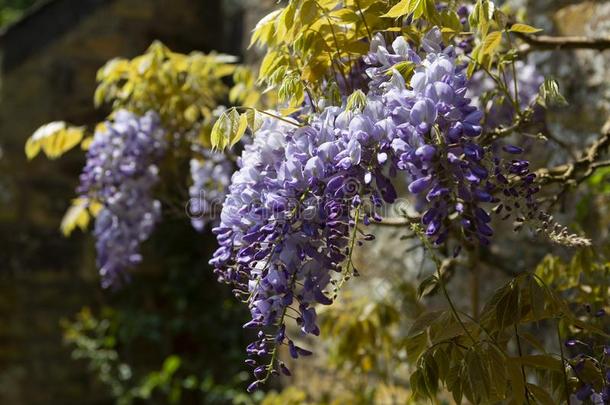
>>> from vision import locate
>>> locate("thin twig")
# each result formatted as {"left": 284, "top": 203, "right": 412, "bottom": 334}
{"left": 514, "top": 324, "right": 533, "bottom": 405}
{"left": 556, "top": 321, "right": 572, "bottom": 405}
{"left": 373, "top": 216, "right": 420, "bottom": 227}
{"left": 537, "top": 118, "right": 610, "bottom": 186}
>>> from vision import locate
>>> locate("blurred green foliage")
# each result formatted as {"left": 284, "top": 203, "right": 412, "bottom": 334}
{"left": 61, "top": 219, "right": 260, "bottom": 404}
{"left": 0, "top": 0, "right": 37, "bottom": 27}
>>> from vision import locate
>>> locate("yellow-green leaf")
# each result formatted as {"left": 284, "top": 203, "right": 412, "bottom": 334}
{"left": 509, "top": 23, "right": 543, "bottom": 34}
{"left": 245, "top": 109, "right": 264, "bottom": 133}
{"left": 25, "top": 122, "right": 85, "bottom": 160}
{"left": 60, "top": 198, "right": 91, "bottom": 236}
{"left": 346, "top": 89, "right": 367, "bottom": 111}
{"left": 507, "top": 359, "right": 526, "bottom": 405}
{"left": 382, "top": 0, "right": 411, "bottom": 18}
{"left": 210, "top": 108, "right": 246, "bottom": 150}
{"left": 527, "top": 384, "right": 556, "bottom": 405}
{"left": 300, "top": 0, "right": 318, "bottom": 26}
{"left": 481, "top": 31, "right": 502, "bottom": 56}
{"left": 249, "top": 9, "right": 282, "bottom": 48}
{"left": 234, "top": 113, "right": 248, "bottom": 147}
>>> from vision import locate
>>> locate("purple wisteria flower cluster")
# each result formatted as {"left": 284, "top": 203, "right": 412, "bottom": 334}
{"left": 78, "top": 110, "right": 166, "bottom": 288}
{"left": 565, "top": 308, "right": 610, "bottom": 405}
{"left": 210, "top": 28, "right": 538, "bottom": 389}
{"left": 368, "top": 29, "right": 499, "bottom": 245}
{"left": 188, "top": 150, "right": 234, "bottom": 231}
{"left": 210, "top": 110, "right": 395, "bottom": 390}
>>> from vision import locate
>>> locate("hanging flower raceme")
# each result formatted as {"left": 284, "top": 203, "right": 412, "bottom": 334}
{"left": 188, "top": 150, "right": 234, "bottom": 231}
{"left": 78, "top": 110, "right": 166, "bottom": 288}
{"left": 366, "top": 30, "right": 502, "bottom": 244}
{"left": 210, "top": 103, "right": 401, "bottom": 390}
{"left": 366, "top": 29, "right": 543, "bottom": 245}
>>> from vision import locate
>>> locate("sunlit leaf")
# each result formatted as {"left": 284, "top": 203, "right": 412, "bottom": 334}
{"left": 481, "top": 31, "right": 502, "bottom": 56}
{"left": 382, "top": 0, "right": 411, "bottom": 18}
{"left": 26, "top": 122, "right": 85, "bottom": 160}
{"left": 210, "top": 108, "right": 246, "bottom": 150}
{"left": 60, "top": 198, "right": 91, "bottom": 236}
{"left": 509, "top": 23, "right": 543, "bottom": 34}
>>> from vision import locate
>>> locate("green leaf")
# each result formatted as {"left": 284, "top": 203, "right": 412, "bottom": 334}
{"left": 410, "top": 369, "right": 431, "bottom": 399}
{"left": 487, "top": 345, "right": 508, "bottom": 399}
{"left": 258, "top": 51, "right": 283, "bottom": 80}
{"left": 210, "top": 108, "right": 246, "bottom": 150}
{"left": 494, "top": 9, "right": 508, "bottom": 29}
{"left": 519, "top": 331, "right": 546, "bottom": 353}
{"left": 516, "top": 355, "right": 563, "bottom": 372}
{"left": 408, "top": 310, "right": 444, "bottom": 336}
{"left": 161, "top": 355, "right": 181, "bottom": 376}
{"left": 538, "top": 78, "right": 568, "bottom": 108}
{"left": 329, "top": 8, "right": 360, "bottom": 23}
{"left": 445, "top": 358, "right": 464, "bottom": 404}
{"left": 432, "top": 346, "right": 450, "bottom": 380}
{"left": 507, "top": 359, "right": 526, "bottom": 405}
{"left": 510, "top": 23, "right": 543, "bottom": 34}
{"left": 245, "top": 109, "right": 264, "bottom": 133}
{"left": 481, "top": 31, "right": 502, "bottom": 56}
{"left": 422, "top": 353, "right": 440, "bottom": 395}
{"left": 417, "top": 274, "right": 438, "bottom": 298}
{"left": 496, "top": 282, "right": 520, "bottom": 330}
{"left": 60, "top": 198, "right": 91, "bottom": 236}
{"left": 411, "top": 0, "right": 425, "bottom": 19}
{"left": 439, "top": 10, "right": 462, "bottom": 33}
{"left": 473, "top": 0, "right": 494, "bottom": 36}
{"left": 466, "top": 350, "right": 490, "bottom": 403}
{"left": 526, "top": 275, "right": 549, "bottom": 321}
{"left": 299, "top": 0, "right": 318, "bottom": 26}
{"left": 249, "top": 9, "right": 282, "bottom": 48}
{"left": 25, "top": 122, "right": 85, "bottom": 160}
{"left": 391, "top": 60, "right": 416, "bottom": 84}
{"left": 527, "top": 384, "right": 556, "bottom": 405}
{"left": 405, "top": 331, "right": 428, "bottom": 364}
{"left": 235, "top": 114, "right": 249, "bottom": 147}
{"left": 278, "top": 73, "right": 305, "bottom": 106}
{"left": 382, "top": 0, "right": 411, "bottom": 18}
{"left": 346, "top": 89, "right": 367, "bottom": 112}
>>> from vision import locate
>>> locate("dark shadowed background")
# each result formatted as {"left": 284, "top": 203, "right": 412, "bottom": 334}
{"left": 0, "top": 1, "right": 266, "bottom": 403}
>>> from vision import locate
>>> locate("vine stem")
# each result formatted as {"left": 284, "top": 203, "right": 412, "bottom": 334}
{"left": 435, "top": 259, "right": 477, "bottom": 345}
{"left": 469, "top": 246, "right": 480, "bottom": 320}
{"left": 260, "top": 270, "right": 299, "bottom": 384}
{"left": 465, "top": 55, "right": 518, "bottom": 112}
{"left": 411, "top": 224, "right": 477, "bottom": 345}
{"left": 334, "top": 204, "right": 361, "bottom": 295}
{"left": 505, "top": 30, "right": 522, "bottom": 116}
{"left": 239, "top": 107, "right": 302, "bottom": 127}
{"left": 556, "top": 320, "right": 572, "bottom": 405}
{"left": 354, "top": 0, "right": 372, "bottom": 40}
{"left": 313, "top": 0, "right": 350, "bottom": 92}
{"left": 514, "top": 324, "right": 533, "bottom": 405}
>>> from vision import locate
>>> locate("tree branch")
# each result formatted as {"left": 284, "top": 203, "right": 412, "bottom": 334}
{"left": 518, "top": 34, "right": 610, "bottom": 55}
{"left": 536, "top": 118, "right": 610, "bottom": 186}
{"left": 536, "top": 118, "right": 610, "bottom": 207}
